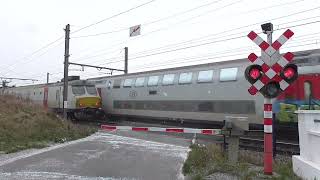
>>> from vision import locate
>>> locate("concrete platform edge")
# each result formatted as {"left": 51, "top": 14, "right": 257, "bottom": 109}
{"left": 292, "top": 155, "right": 320, "bottom": 180}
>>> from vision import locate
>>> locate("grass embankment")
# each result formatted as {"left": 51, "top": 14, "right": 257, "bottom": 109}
{"left": 0, "top": 95, "right": 97, "bottom": 153}
{"left": 183, "top": 144, "right": 300, "bottom": 180}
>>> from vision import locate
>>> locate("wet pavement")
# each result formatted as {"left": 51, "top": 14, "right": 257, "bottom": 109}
{"left": 0, "top": 131, "right": 190, "bottom": 180}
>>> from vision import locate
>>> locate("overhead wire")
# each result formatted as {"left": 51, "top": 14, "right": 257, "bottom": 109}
{"left": 2, "top": 0, "right": 157, "bottom": 84}
{"left": 25, "top": 32, "right": 320, "bottom": 81}
{"left": 3, "top": 41, "right": 65, "bottom": 77}
{"left": 122, "top": 36, "right": 320, "bottom": 71}
{"left": 69, "top": 0, "right": 238, "bottom": 60}
{"left": 134, "top": 42, "right": 320, "bottom": 72}
{"left": 1, "top": 36, "right": 64, "bottom": 76}
{"left": 17, "top": 17, "right": 320, "bottom": 83}
{"left": 71, "top": 0, "right": 225, "bottom": 38}
{"left": 71, "top": 0, "right": 157, "bottom": 35}
{"left": 20, "top": 38, "right": 320, "bottom": 85}
{"left": 73, "top": 24, "right": 320, "bottom": 70}
{"left": 68, "top": 2, "right": 317, "bottom": 66}
{"left": 125, "top": 19, "right": 320, "bottom": 60}
{"left": 71, "top": 0, "right": 305, "bottom": 39}
{"left": 10, "top": 2, "right": 320, "bottom": 84}
{"left": 128, "top": 7, "right": 320, "bottom": 58}
{"left": 71, "top": 48, "right": 123, "bottom": 62}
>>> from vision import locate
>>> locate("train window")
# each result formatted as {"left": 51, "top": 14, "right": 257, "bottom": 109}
{"left": 123, "top": 79, "right": 134, "bottom": 87}
{"left": 113, "top": 79, "right": 121, "bottom": 88}
{"left": 197, "top": 70, "right": 213, "bottom": 83}
{"left": 219, "top": 67, "right": 238, "bottom": 82}
{"left": 148, "top": 76, "right": 159, "bottom": 86}
{"left": 162, "top": 74, "right": 175, "bottom": 85}
{"left": 304, "top": 81, "right": 313, "bottom": 99}
{"left": 135, "top": 77, "right": 145, "bottom": 87}
{"left": 107, "top": 81, "right": 112, "bottom": 89}
{"left": 72, "top": 86, "right": 85, "bottom": 95}
{"left": 149, "top": 90, "right": 157, "bottom": 95}
{"left": 179, "top": 72, "right": 193, "bottom": 84}
{"left": 86, "top": 86, "right": 97, "bottom": 95}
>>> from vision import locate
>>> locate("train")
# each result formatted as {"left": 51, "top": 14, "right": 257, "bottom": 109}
{"left": 4, "top": 78, "right": 105, "bottom": 120}
{"left": 92, "top": 48, "right": 320, "bottom": 129}
{"left": 3, "top": 49, "right": 320, "bottom": 130}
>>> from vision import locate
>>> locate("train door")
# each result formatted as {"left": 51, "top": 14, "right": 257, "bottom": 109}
{"left": 97, "top": 88, "right": 102, "bottom": 97}
{"left": 43, "top": 86, "right": 48, "bottom": 109}
{"left": 299, "top": 74, "right": 320, "bottom": 110}
{"left": 304, "top": 81, "right": 312, "bottom": 100}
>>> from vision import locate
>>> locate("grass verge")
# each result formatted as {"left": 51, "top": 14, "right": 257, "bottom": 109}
{"left": 0, "top": 95, "right": 97, "bottom": 153}
{"left": 183, "top": 144, "right": 301, "bottom": 180}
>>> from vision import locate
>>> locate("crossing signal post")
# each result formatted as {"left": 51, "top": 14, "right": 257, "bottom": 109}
{"left": 245, "top": 23, "right": 297, "bottom": 175}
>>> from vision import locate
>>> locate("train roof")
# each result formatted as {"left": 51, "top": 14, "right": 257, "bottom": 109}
{"left": 89, "top": 48, "right": 320, "bottom": 81}
{"left": 5, "top": 79, "right": 95, "bottom": 89}
{"left": 6, "top": 48, "right": 320, "bottom": 88}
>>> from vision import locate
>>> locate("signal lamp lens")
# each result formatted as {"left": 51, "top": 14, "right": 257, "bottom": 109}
{"left": 283, "top": 67, "right": 295, "bottom": 79}
{"left": 264, "top": 82, "right": 281, "bottom": 98}
{"left": 281, "top": 64, "right": 298, "bottom": 83}
{"left": 249, "top": 68, "right": 261, "bottom": 79}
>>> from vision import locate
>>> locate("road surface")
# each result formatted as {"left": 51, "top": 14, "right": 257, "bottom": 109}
{"left": 0, "top": 130, "right": 191, "bottom": 180}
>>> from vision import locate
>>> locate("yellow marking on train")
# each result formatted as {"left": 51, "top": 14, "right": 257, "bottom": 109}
{"left": 76, "top": 97, "right": 101, "bottom": 108}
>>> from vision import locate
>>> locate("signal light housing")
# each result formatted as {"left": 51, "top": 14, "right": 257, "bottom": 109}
{"left": 260, "top": 81, "right": 281, "bottom": 98}
{"left": 280, "top": 64, "right": 298, "bottom": 83}
{"left": 245, "top": 65, "right": 262, "bottom": 84}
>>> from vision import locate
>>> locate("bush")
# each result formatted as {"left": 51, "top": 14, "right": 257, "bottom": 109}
{"left": 0, "top": 95, "right": 97, "bottom": 153}
{"left": 183, "top": 143, "right": 301, "bottom": 180}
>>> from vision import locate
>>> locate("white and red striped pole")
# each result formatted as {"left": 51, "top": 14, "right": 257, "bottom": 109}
{"left": 264, "top": 28, "right": 273, "bottom": 175}
{"left": 264, "top": 99, "right": 273, "bottom": 175}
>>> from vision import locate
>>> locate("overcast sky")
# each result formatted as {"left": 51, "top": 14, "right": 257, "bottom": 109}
{"left": 1, "top": 0, "right": 320, "bottom": 86}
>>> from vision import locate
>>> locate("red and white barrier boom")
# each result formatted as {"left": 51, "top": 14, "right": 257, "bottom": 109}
{"left": 245, "top": 23, "right": 297, "bottom": 175}
{"left": 101, "top": 125, "right": 222, "bottom": 135}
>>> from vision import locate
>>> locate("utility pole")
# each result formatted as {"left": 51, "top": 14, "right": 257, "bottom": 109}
{"left": 1, "top": 80, "right": 8, "bottom": 94}
{"left": 63, "top": 24, "right": 70, "bottom": 119}
{"left": 47, "top": 72, "right": 49, "bottom": 84}
{"left": 124, "top": 47, "right": 128, "bottom": 74}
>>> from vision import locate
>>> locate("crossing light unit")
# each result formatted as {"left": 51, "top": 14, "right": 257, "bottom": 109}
{"left": 260, "top": 81, "right": 281, "bottom": 98}
{"left": 280, "top": 64, "right": 298, "bottom": 83}
{"left": 247, "top": 26, "right": 296, "bottom": 176}
{"left": 245, "top": 65, "right": 262, "bottom": 84}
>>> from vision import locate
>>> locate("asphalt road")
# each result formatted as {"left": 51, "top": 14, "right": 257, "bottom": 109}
{"left": 0, "top": 131, "right": 191, "bottom": 180}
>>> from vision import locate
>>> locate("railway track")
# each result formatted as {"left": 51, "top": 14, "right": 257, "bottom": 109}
{"left": 239, "top": 137, "right": 300, "bottom": 155}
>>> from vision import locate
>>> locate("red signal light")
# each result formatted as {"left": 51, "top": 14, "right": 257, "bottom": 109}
{"left": 280, "top": 64, "right": 298, "bottom": 83}
{"left": 283, "top": 67, "right": 295, "bottom": 79}
{"left": 249, "top": 68, "right": 261, "bottom": 80}
{"left": 245, "top": 65, "right": 262, "bottom": 84}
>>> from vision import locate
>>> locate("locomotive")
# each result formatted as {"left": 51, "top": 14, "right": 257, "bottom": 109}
{"left": 4, "top": 77, "right": 104, "bottom": 120}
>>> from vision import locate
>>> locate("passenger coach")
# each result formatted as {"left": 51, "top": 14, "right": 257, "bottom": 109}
{"left": 93, "top": 49, "right": 320, "bottom": 129}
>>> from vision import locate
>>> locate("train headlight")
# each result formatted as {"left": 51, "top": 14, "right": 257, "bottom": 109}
{"left": 95, "top": 101, "right": 101, "bottom": 107}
